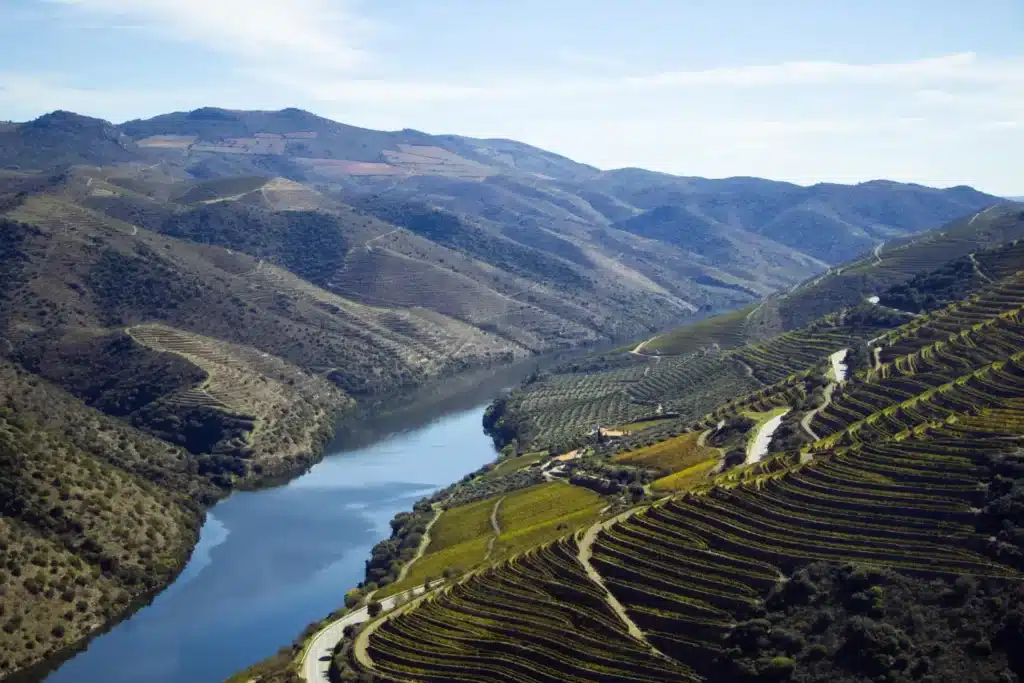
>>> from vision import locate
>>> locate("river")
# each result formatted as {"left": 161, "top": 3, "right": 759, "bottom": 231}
{"left": 42, "top": 360, "right": 544, "bottom": 683}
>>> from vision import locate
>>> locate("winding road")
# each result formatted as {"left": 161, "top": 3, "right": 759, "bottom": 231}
{"left": 800, "top": 382, "right": 835, "bottom": 441}
{"left": 484, "top": 497, "right": 505, "bottom": 560}
{"left": 799, "top": 348, "right": 849, "bottom": 441}
{"left": 576, "top": 510, "right": 656, "bottom": 648}
{"left": 300, "top": 580, "right": 442, "bottom": 682}
{"left": 746, "top": 410, "right": 790, "bottom": 464}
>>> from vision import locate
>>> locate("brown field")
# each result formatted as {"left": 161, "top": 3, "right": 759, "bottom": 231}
{"left": 136, "top": 135, "right": 197, "bottom": 149}
{"left": 192, "top": 137, "right": 287, "bottom": 155}
{"left": 383, "top": 144, "right": 494, "bottom": 178}
{"left": 298, "top": 158, "right": 407, "bottom": 176}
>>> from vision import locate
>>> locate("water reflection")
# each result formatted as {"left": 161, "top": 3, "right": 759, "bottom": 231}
{"left": 45, "top": 405, "right": 499, "bottom": 683}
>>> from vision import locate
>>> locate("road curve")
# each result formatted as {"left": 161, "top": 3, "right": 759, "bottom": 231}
{"left": 300, "top": 581, "right": 442, "bottom": 682}
{"left": 746, "top": 410, "right": 790, "bottom": 465}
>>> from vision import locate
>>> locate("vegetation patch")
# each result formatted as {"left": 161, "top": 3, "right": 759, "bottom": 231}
{"left": 650, "top": 459, "right": 719, "bottom": 493}
{"left": 643, "top": 307, "right": 752, "bottom": 356}
{"left": 614, "top": 432, "right": 718, "bottom": 475}
{"left": 490, "top": 482, "right": 604, "bottom": 560}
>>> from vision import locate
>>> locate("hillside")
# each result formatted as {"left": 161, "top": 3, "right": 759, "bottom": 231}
{"left": 318, "top": 227, "right": 1024, "bottom": 683}
{"left": 638, "top": 202, "right": 1024, "bottom": 355}
{"left": 0, "top": 360, "right": 209, "bottom": 677}
{"left": 0, "top": 109, "right": 1002, "bottom": 325}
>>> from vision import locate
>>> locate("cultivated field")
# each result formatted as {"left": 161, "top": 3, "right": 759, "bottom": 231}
{"left": 349, "top": 236, "right": 1024, "bottom": 682}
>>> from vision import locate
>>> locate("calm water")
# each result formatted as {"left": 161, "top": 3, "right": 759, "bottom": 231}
{"left": 43, "top": 380, "right": 511, "bottom": 683}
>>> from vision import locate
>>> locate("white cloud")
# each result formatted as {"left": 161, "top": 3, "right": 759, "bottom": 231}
{"left": 48, "top": 0, "right": 371, "bottom": 68}
{"left": 259, "top": 52, "right": 1024, "bottom": 105}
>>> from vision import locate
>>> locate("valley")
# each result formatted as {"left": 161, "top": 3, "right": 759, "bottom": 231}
{"left": 0, "top": 105, "right": 1021, "bottom": 683}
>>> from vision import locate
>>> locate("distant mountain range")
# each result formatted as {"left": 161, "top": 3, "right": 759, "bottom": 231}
{"left": 0, "top": 108, "right": 1007, "bottom": 451}
{"left": 1, "top": 108, "right": 1002, "bottom": 308}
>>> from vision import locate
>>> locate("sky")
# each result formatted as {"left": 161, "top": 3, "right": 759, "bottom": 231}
{"left": 0, "top": 0, "right": 1021, "bottom": 194}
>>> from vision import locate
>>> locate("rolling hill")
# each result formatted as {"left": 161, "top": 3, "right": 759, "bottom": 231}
{"left": 0, "top": 109, "right": 1002, "bottom": 322}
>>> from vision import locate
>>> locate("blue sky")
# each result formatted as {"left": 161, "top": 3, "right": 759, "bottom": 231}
{"left": 1, "top": 0, "right": 1021, "bottom": 194}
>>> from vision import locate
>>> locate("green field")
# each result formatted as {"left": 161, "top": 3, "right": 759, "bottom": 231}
{"left": 380, "top": 481, "right": 604, "bottom": 596}
{"left": 643, "top": 306, "right": 753, "bottom": 356}
{"left": 650, "top": 458, "right": 719, "bottom": 492}
{"left": 477, "top": 451, "right": 548, "bottom": 481}
{"left": 615, "top": 417, "right": 675, "bottom": 433}
{"left": 490, "top": 482, "right": 605, "bottom": 560}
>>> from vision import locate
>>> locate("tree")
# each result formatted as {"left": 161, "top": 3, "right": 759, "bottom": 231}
{"left": 367, "top": 600, "right": 382, "bottom": 618}
{"left": 344, "top": 589, "right": 363, "bottom": 609}
{"left": 500, "top": 439, "right": 518, "bottom": 460}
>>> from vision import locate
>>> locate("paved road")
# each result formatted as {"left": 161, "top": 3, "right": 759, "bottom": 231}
{"left": 800, "top": 382, "right": 835, "bottom": 441}
{"left": 746, "top": 409, "right": 790, "bottom": 465}
{"left": 300, "top": 581, "right": 442, "bottom": 682}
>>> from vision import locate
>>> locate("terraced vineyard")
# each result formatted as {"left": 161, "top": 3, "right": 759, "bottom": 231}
{"left": 809, "top": 277, "right": 1024, "bottom": 446}
{"left": 495, "top": 310, "right": 888, "bottom": 453}
{"left": 351, "top": 244, "right": 1024, "bottom": 683}
{"left": 731, "top": 318, "right": 885, "bottom": 384}
{"left": 497, "top": 353, "right": 761, "bottom": 450}
{"left": 641, "top": 306, "right": 753, "bottom": 356}
{"left": 360, "top": 402, "right": 1021, "bottom": 681}
{"left": 127, "top": 324, "right": 346, "bottom": 469}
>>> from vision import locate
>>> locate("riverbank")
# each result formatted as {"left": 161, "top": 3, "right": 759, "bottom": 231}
{"left": 13, "top": 350, "right": 544, "bottom": 682}
{"left": 36, "top": 356, "right": 553, "bottom": 683}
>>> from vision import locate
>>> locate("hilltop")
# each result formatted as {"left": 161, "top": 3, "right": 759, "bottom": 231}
{"left": 0, "top": 108, "right": 1000, "bottom": 311}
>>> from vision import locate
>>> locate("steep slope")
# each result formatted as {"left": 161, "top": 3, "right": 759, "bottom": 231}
{"left": 0, "top": 360, "right": 209, "bottom": 678}
{"left": 349, "top": 237, "right": 1024, "bottom": 683}
{"left": 754, "top": 202, "right": 1024, "bottom": 332}
{"left": 0, "top": 194, "right": 525, "bottom": 475}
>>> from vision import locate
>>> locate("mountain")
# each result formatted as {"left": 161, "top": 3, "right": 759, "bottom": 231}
{"left": 0, "top": 109, "right": 1000, "bottom": 298}
{"left": 0, "top": 107, "right": 1011, "bottom": 679}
